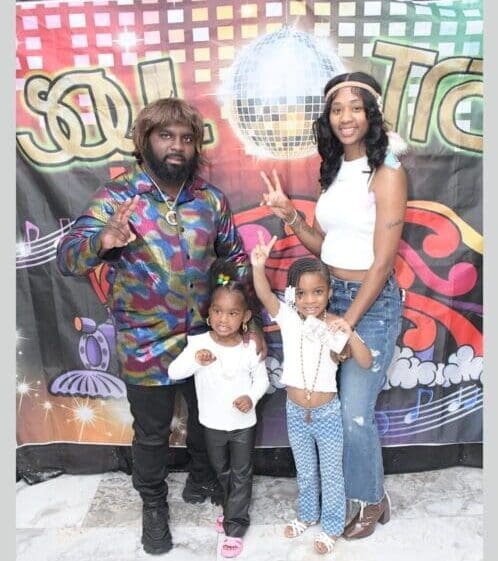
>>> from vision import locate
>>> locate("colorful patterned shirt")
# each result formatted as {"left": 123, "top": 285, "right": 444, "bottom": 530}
{"left": 56, "top": 163, "right": 250, "bottom": 386}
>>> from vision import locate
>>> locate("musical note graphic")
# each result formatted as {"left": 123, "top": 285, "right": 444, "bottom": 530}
{"left": 16, "top": 219, "right": 74, "bottom": 269}
{"left": 24, "top": 220, "right": 40, "bottom": 251}
{"left": 16, "top": 220, "right": 40, "bottom": 257}
{"left": 447, "top": 386, "right": 480, "bottom": 412}
{"left": 404, "top": 388, "right": 434, "bottom": 424}
{"left": 447, "top": 387, "right": 464, "bottom": 412}
{"left": 375, "top": 385, "right": 482, "bottom": 442}
{"left": 375, "top": 411, "right": 390, "bottom": 435}
{"left": 463, "top": 387, "right": 480, "bottom": 409}
{"left": 58, "top": 218, "right": 71, "bottom": 230}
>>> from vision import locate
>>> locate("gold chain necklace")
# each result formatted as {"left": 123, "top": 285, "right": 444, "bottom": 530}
{"left": 145, "top": 168, "right": 187, "bottom": 227}
{"left": 163, "top": 182, "right": 186, "bottom": 226}
{"left": 300, "top": 312, "right": 327, "bottom": 423}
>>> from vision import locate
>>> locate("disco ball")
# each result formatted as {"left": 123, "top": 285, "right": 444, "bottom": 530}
{"left": 219, "top": 26, "right": 344, "bottom": 160}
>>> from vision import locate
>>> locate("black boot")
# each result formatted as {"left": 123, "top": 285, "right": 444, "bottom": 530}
{"left": 141, "top": 502, "right": 173, "bottom": 555}
{"left": 182, "top": 475, "right": 223, "bottom": 505}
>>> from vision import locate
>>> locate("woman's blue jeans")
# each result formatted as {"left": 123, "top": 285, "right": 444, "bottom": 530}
{"left": 329, "top": 273, "right": 402, "bottom": 505}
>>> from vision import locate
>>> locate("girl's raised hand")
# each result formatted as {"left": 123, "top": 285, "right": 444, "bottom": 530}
{"left": 250, "top": 231, "right": 277, "bottom": 268}
{"left": 260, "top": 169, "right": 295, "bottom": 221}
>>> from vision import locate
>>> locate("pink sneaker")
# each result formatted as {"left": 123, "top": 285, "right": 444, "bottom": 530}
{"left": 221, "top": 536, "right": 243, "bottom": 558}
{"left": 215, "top": 515, "right": 224, "bottom": 534}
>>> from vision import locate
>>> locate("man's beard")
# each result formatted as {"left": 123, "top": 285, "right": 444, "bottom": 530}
{"left": 143, "top": 142, "right": 198, "bottom": 186}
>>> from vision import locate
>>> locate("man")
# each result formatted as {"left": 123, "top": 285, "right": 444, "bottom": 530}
{"left": 57, "top": 98, "right": 265, "bottom": 555}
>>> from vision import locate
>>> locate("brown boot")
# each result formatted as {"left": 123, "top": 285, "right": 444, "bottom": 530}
{"left": 343, "top": 493, "right": 391, "bottom": 540}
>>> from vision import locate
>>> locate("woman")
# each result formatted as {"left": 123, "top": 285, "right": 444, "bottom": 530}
{"left": 260, "top": 71, "right": 407, "bottom": 540}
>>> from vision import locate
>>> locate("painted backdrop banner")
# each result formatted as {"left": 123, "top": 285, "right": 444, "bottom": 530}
{"left": 16, "top": 0, "right": 483, "bottom": 451}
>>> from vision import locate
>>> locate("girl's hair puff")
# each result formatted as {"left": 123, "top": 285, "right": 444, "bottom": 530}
{"left": 209, "top": 259, "right": 250, "bottom": 309}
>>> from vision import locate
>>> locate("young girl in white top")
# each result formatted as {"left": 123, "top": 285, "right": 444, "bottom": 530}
{"left": 260, "top": 71, "right": 407, "bottom": 540}
{"left": 251, "top": 233, "right": 371, "bottom": 555}
{"left": 168, "top": 259, "right": 269, "bottom": 559}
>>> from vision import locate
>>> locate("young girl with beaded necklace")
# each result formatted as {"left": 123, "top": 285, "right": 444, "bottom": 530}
{"left": 168, "top": 259, "right": 269, "bottom": 559}
{"left": 260, "top": 71, "right": 407, "bottom": 541}
{"left": 251, "top": 234, "right": 371, "bottom": 555}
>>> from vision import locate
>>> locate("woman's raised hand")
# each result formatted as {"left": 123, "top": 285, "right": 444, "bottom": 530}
{"left": 260, "top": 169, "right": 296, "bottom": 222}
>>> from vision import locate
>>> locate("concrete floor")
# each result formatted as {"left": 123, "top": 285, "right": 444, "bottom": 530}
{"left": 16, "top": 466, "right": 482, "bottom": 561}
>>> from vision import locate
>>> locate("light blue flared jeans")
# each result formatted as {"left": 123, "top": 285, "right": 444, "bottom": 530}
{"left": 286, "top": 397, "right": 345, "bottom": 536}
{"left": 329, "top": 273, "right": 403, "bottom": 505}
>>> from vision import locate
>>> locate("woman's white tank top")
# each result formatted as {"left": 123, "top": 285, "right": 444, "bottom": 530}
{"left": 315, "top": 155, "right": 376, "bottom": 270}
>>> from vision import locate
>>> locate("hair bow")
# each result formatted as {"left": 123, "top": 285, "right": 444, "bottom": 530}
{"left": 284, "top": 286, "right": 296, "bottom": 309}
{"left": 216, "top": 273, "right": 231, "bottom": 286}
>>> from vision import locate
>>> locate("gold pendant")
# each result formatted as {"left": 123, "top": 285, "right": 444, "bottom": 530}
{"left": 306, "top": 391, "right": 311, "bottom": 401}
{"left": 305, "top": 410, "right": 311, "bottom": 423}
{"left": 165, "top": 210, "right": 177, "bottom": 226}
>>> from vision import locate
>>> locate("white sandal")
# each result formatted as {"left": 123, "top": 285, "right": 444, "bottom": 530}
{"left": 314, "top": 531, "right": 337, "bottom": 554}
{"left": 284, "top": 518, "right": 317, "bottom": 538}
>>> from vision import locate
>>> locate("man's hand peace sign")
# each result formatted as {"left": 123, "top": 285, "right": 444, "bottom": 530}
{"left": 99, "top": 195, "right": 140, "bottom": 253}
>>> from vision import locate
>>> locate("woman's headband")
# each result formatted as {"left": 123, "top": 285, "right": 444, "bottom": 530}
{"left": 325, "top": 80, "right": 380, "bottom": 102}
{"left": 324, "top": 80, "right": 383, "bottom": 116}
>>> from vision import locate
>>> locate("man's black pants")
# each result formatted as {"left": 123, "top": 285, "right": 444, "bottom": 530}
{"left": 126, "top": 378, "right": 216, "bottom": 504}
{"left": 204, "top": 425, "right": 256, "bottom": 538}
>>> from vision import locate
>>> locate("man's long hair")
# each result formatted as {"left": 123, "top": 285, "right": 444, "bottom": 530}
{"left": 131, "top": 98, "right": 207, "bottom": 169}
{"left": 312, "top": 72, "right": 388, "bottom": 191}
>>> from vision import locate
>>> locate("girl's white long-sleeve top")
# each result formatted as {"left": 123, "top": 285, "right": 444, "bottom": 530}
{"left": 168, "top": 332, "right": 269, "bottom": 431}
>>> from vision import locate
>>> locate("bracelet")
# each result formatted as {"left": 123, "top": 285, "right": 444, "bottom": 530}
{"left": 284, "top": 209, "right": 299, "bottom": 226}
{"left": 353, "top": 330, "right": 365, "bottom": 344}
{"left": 346, "top": 322, "right": 366, "bottom": 344}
